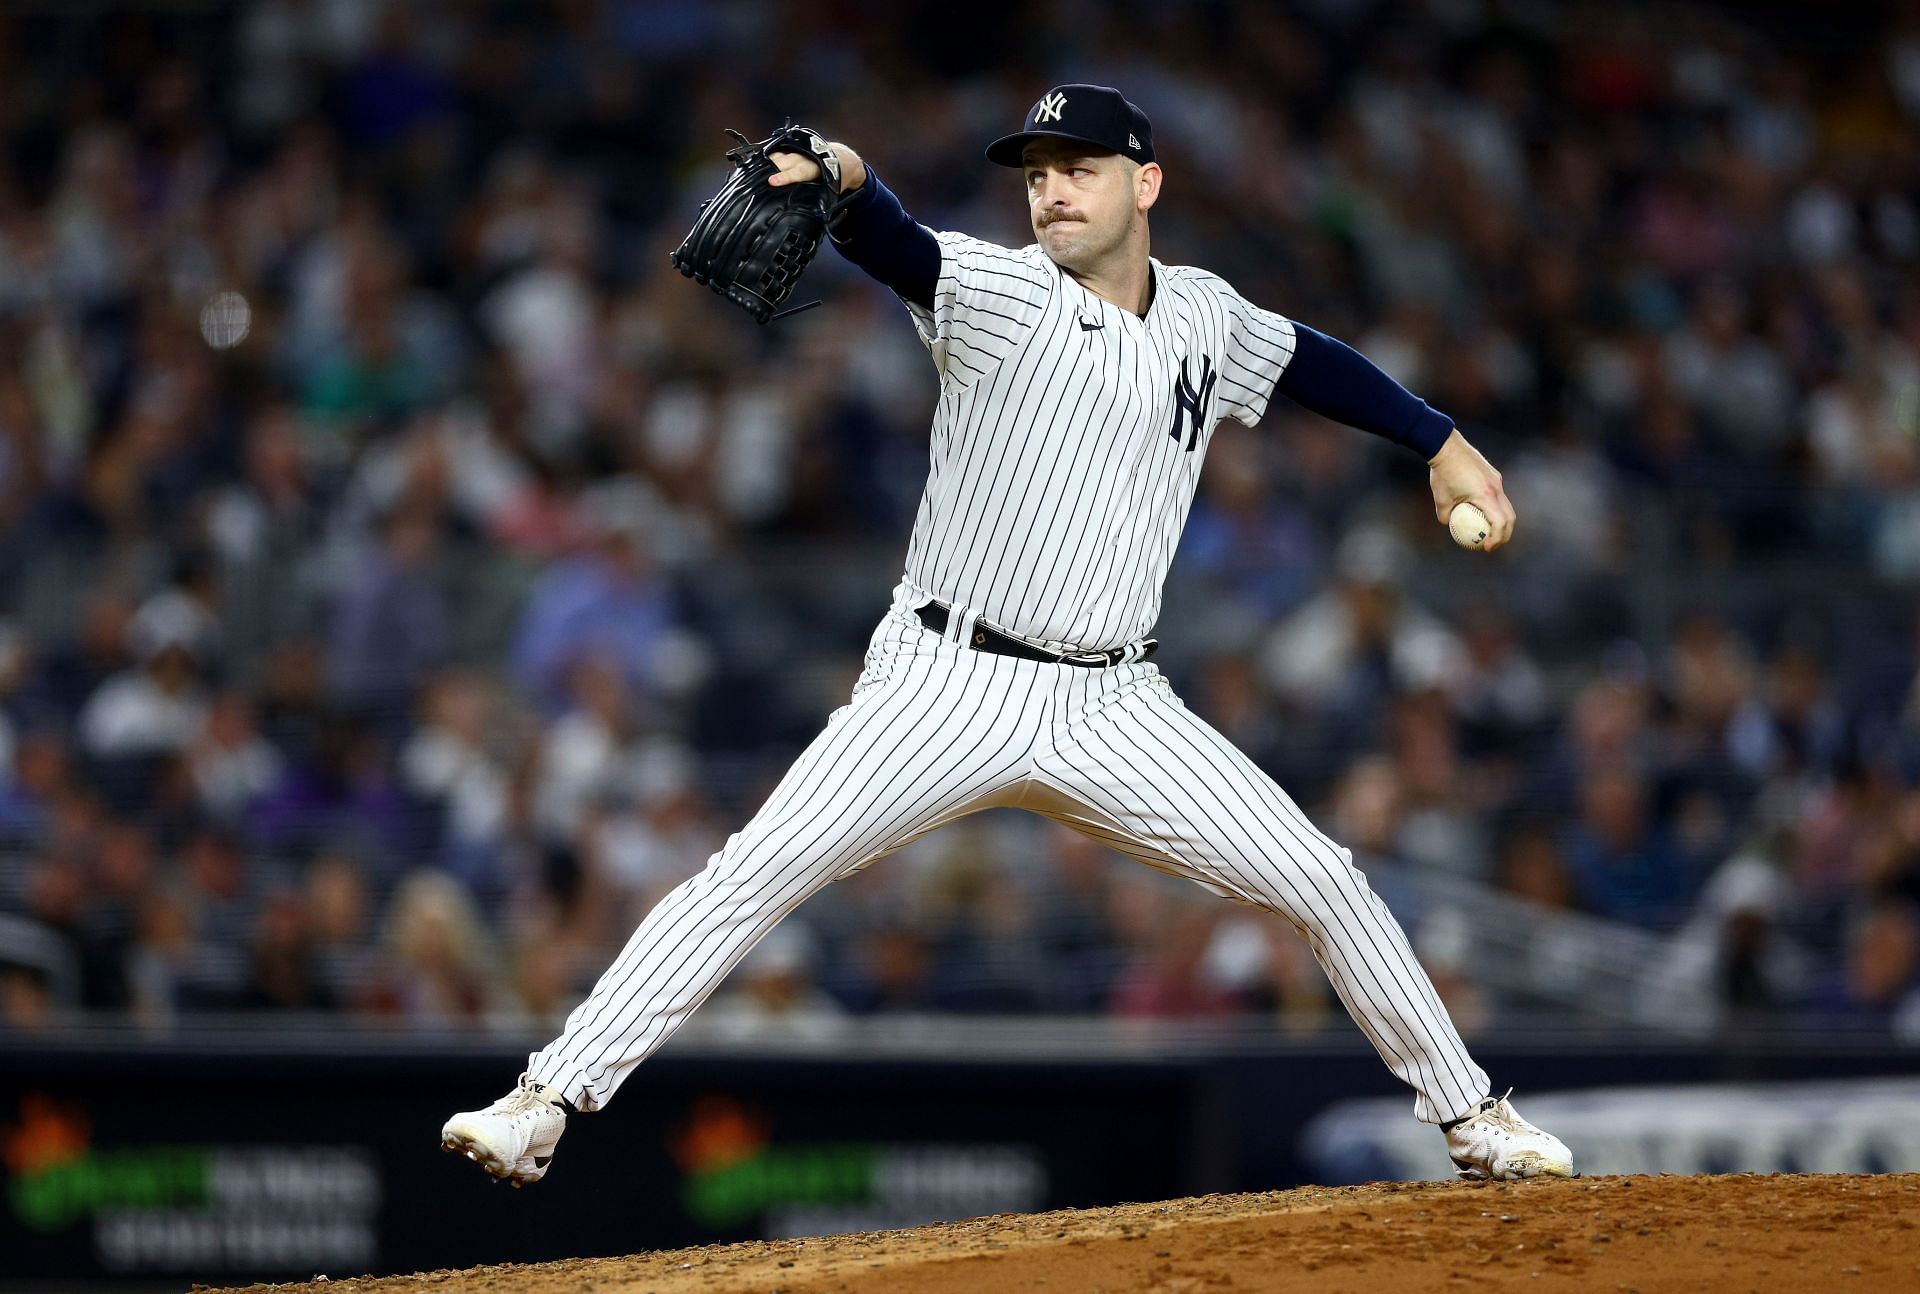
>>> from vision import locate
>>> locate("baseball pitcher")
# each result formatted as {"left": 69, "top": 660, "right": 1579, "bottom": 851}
{"left": 443, "top": 85, "right": 1572, "bottom": 1187}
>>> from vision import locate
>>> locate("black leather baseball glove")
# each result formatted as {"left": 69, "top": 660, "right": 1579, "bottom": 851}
{"left": 669, "top": 122, "right": 842, "bottom": 325}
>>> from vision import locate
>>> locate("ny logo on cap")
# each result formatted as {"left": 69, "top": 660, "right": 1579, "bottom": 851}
{"left": 1034, "top": 91, "right": 1067, "bottom": 123}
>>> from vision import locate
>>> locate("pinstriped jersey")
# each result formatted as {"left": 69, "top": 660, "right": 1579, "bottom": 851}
{"left": 898, "top": 231, "right": 1299, "bottom": 650}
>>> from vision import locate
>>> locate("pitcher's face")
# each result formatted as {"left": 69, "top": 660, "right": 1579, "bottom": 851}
{"left": 1023, "top": 142, "right": 1155, "bottom": 274}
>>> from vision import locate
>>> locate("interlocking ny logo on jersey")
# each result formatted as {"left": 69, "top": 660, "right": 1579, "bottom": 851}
{"left": 1034, "top": 92, "right": 1067, "bottom": 123}
{"left": 1170, "top": 354, "right": 1217, "bottom": 451}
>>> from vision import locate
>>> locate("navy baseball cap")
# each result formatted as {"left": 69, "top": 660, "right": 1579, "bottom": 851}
{"left": 985, "top": 84, "right": 1155, "bottom": 168}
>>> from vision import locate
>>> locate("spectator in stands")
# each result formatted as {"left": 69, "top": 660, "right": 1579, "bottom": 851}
{"left": 371, "top": 869, "right": 500, "bottom": 1025}
{"left": 400, "top": 669, "right": 518, "bottom": 880}
{"left": 511, "top": 518, "right": 675, "bottom": 714}
{"left": 1414, "top": 906, "right": 1491, "bottom": 1039}
{"left": 1177, "top": 427, "right": 1321, "bottom": 623}
{"left": 1185, "top": 652, "right": 1296, "bottom": 788}
{"left": 178, "top": 827, "right": 260, "bottom": 950}
{"left": 1726, "top": 640, "right": 1847, "bottom": 786}
{"left": 1105, "top": 875, "right": 1205, "bottom": 1021}
{"left": 535, "top": 655, "right": 642, "bottom": 844}
{"left": 1531, "top": 670, "right": 1659, "bottom": 818}
{"left": 1493, "top": 821, "right": 1579, "bottom": 912}
{"left": 303, "top": 849, "right": 378, "bottom": 1008}
{"left": 482, "top": 191, "right": 604, "bottom": 453}
{"left": 581, "top": 740, "right": 723, "bottom": 913}
{"left": 1328, "top": 754, "right": 1407, "bottom": 865}
{"left": 74, "top": 824, "right": 154, "bottom": 1012}
{"left": 1263, "top": 527, "right": 1465, "bottom": 733}
{"left": 1389, "top": 691, "right": 1491, "bottom": 878}
{"left": 1198, "top": 914, "right": 1337, "bottom": 1031}
{"left": 237, "top": 888, "right": 337, "bottom": 1011}
{"left": 1447, "top": 605, "right": 1549, "bottom": 754}
{"left": 205, "top": 402, "right": 329, "bottom": 661}
{"left": 1030, "top": 826, "right": 1127, "bottom": 1012}
{"left": 0, "top": 728, "right": 68, "bottom": 848}
{"left": 249, "top": 713, "right": 414, "bottom": 868}
{"left": 1816, "top": 899, "right": 1920, "bottom": 1037}
{"left": 1112, "top": 909, "right": 1236, "bottom": 1019}
{"left": 1663, "top": 614, "right": 1757, "bottom": 767}
{"left": 919, "top": 831, "right": 1044, "bottom": 1014}
{"left": 125, "top": 884, "right": 207, "bottom": 1022}
{"left": 77, "top": 625, "right": 209, "bottom": 765}
{"left": 837, "top": 927, "right": 937, "bottom": 1016}
{"left": 326, "top": 502, "right": 451, "bottom": 726}
{"left": 1657, "top": 840, "right": 1814, "bottom": 1032}
{"left": 1564, "top": 767, "right": 1697, "bottom": 927}
{"left": 1794, "top": 757, "right": 1884, "bottom": 902}
{"left": 33, "top": 593, "right": 137, "bottom": 723}
{"left": 700, "top": 923, "right": 850, "bottom": 1043}
{"left": 188, "top": 690, "right": 286, "bottom": 824}
{"left": 20, "top": 857, "right": 87, "bottom": 1003}
{"left": 295, "top": 227, "right": 460, "bottom": 434}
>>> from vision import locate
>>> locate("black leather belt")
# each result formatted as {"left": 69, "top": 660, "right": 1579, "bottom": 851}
{"left": 916, "top": 601, "right": 1157, "bottom": 668}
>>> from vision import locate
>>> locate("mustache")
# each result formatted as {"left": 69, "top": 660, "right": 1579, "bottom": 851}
{"left": 1039, "top": 210, "right": 1086, "bottom": 227}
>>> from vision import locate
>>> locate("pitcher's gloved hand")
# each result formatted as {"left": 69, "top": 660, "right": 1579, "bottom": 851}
{"left": 669, "top": 122, "right": 843, "bottom": 325}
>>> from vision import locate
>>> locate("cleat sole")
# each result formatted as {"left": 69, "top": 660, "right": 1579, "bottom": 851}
{"left": 1452, "top": 1153, "right": 1573, "bottom": 1182}
{"left": 440, "top": 1127, "right": 544, "bottom": 1186}
{"left": 1504, "top": 1151, "right": 1575, "bottom": 1179}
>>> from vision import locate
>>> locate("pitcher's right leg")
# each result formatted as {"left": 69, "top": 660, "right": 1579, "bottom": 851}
{"left": 525, "top": 630, "right": 1045, "bottom": 1112}
{"left": 1032, "top": 668, "right": 1492, "bottom": 1126}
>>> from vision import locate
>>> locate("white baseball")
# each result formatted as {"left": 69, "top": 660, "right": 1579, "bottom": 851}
{"left": 1448, "top": 502, "right": 1490, "bottom": 550}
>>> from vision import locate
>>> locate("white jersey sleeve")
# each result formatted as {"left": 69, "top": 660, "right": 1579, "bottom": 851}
{"left": 1213, "top": 284, "right": 1299, "bottom": 427}
{"left": 903, "top": 231, "right": 1053, "bottom": 386}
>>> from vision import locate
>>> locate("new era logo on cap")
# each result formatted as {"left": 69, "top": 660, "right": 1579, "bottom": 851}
{"left": 986, "top": 83, "right": 1156, "bottom": 168}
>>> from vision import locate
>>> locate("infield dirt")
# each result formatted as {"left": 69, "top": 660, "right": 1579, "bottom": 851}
{"left": 205, "top": 1171, "right": 1917, "bottom": 1293}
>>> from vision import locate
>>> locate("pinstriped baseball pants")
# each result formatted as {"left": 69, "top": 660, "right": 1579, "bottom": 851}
{"left": 530, "top": 589, "right": 1490, "bottom": 1123}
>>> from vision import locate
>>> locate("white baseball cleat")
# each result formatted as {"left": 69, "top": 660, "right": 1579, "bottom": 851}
{"left": 440, "top": 1072, "right": 569, "bottom": 1187}
{"left": 1441, "top": 1089, "right": 1573, "bottom": 1181}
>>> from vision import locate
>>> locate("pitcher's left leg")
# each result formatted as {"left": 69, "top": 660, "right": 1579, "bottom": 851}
{"left": 1036, "top": 671, "right": 1488, "bottom": 1125}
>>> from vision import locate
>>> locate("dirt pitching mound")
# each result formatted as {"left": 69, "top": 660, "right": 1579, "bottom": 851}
{"left": 207, "top": 1172, "right": 1918, "bottom": 1294}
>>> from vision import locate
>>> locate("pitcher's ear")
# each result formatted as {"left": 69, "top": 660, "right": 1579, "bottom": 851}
{"left": 1138, "top": 162, "right": 1163, "bottom": 211}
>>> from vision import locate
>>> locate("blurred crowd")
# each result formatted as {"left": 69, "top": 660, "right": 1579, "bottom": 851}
{"left": 3, "top": 0, "right": 1920, "bottom": 1041}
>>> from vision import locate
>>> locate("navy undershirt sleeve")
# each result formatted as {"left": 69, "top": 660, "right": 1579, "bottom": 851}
{"left": 1274, "top": 322, "right": 1456, "bottom": 459}
{"left": 826, "top": 168, "right": 940, "bottom": 310}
